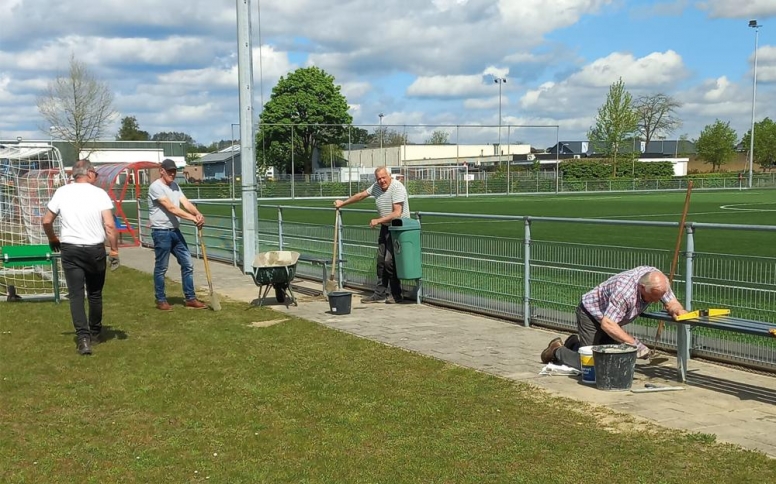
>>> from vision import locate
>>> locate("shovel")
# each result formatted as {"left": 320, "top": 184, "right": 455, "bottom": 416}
{"left": 325, "top": 210, "right": 340, "bottom": 294}
{"left": 198, "top": 227, "right": 221, "bottom": 311}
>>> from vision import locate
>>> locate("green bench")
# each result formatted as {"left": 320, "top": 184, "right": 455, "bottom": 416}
{"left": 0, "top": 244, "right": 61, "bottom": 303}
{"left": 642, "top": 310, "right": 776, "bottom": 382}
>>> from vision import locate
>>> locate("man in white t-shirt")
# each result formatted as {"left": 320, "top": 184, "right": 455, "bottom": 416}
{"left": 334, "top": 166, "right": 410, "bottom": 304}
{"left": 42, "top": 160, "right": 119, "bottom": 356}
{"left": 148, "top": 158, "right": 206, "bottom": 311}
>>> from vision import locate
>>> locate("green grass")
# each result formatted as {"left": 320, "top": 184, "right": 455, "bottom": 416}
{"left": 2, "top": 268, "right": 776, "bottom": 483}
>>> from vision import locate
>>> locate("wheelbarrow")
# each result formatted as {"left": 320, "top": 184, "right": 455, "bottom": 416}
{"left": 250, "top": 251, "right": 300, "bottom": 307}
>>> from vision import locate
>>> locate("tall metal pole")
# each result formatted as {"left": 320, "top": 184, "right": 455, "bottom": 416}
{"left": 348, "top": 127, "right": 352, "bottom": 196}
{"left": 494, "top": 77, "right": 506, "bottom": 172}
{"left": 236, "top": 0, "right": 257, "bottom": 274}
{"left": 230, "top": 122, "right": 239, "bottom": 200}
{"left": 378, "top": 113, "right": 384, "bottom": 166}
{"left": 555, "top": 126, "right": 560, "bottom": 193}
{"left": 748, "top": 20, "right": 761, "bottom": 189}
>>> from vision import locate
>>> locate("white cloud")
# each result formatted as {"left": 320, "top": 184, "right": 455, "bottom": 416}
{"left": 567, "top": 51, "right": 688, "bottom": 88}
{"left": 340, "top": 82, "right": 372, "bottom": 101}
{"left": 697, "top": 0, "right": 776, "bottom": 18}
{"left": 464, "top": 96, "right": 502, "bottom": 110}
{"left": 407, "top": 75, "right": 493, "bottom": 98}
{"left": 520, "top": 50, "right": 688, "bottom": 119}
{"left": 752, "top": 45, "right": 776, "bottom": 83}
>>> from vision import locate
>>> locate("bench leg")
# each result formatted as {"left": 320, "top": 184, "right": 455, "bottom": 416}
{"left": 51, "top": 259, "right": 61, "bottom": 304}
{"left": 676, "top": 324, "right": 691, "bottom": 382}
{"left": 321, "top": 264, "right": 328, "bottom": 297}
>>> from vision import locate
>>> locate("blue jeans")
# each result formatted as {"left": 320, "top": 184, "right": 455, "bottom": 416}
{"left": 152, "top": 228, "right": 195, "bottom": 302}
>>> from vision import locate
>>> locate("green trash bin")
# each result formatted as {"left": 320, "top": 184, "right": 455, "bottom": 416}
{"left": 389, "top": 218, "right": 422, "bottom": 279}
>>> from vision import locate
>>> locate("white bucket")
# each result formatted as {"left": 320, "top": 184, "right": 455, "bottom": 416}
{"left": 579, "top": 346, "right": 595, "bottom": 384}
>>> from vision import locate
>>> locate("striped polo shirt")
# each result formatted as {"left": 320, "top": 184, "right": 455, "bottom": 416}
{"left": 581, "top": 266, "right": 676, "bottom": 325}
{"left": 366, "top": 179, "right": 410, "bottom": 221}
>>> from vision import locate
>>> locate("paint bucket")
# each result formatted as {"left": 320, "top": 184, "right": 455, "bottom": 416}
{"left": 578, "top": 346, "right": 595, "bottom": 384}
{"left": 327, "top": 291, "right": 352, "bottom": 315}
{"left": 592, "top": 344, "right": 637, "bottom": 391}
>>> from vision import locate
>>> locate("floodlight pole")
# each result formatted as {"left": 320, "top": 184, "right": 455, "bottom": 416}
{"left": 494, "top": 77, "right": 506, "bottom": 189}
{"left": 748, "top": 19, "right": 761, "bottom": 190}
{"left": 236, "top": 0, "right": 258, "bottom": 274}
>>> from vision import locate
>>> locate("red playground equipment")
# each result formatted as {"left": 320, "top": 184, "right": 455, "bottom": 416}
{"left": 91, "top": 162, "right": 162, "bottom": 247}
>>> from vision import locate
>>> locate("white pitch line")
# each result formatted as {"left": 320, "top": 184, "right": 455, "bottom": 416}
{"left": 589, "top": 210, "right": 733, "bottom": 220}
{"left": 720, "top": 203, "right": 776, "bottom": 212}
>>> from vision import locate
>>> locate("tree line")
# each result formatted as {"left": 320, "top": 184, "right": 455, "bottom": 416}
{"left": 590, "top": 77, "right": 775, "bottom": 173}
{"left": 36, "top": 57, "right": 775, "bottom": 174}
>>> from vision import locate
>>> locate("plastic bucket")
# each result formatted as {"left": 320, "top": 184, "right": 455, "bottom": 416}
{"left": 327, "top": 291, "right": 352, "bottom": 315}
{"left": 592, "top": 344, "right": 637, "bottom": 391}
{"left": 578, "top": 346, "right": 595, "bottom": 384}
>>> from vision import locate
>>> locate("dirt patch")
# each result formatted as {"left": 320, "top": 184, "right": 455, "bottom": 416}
{"left": 249, "top": 319, "right": 289, "bottom": 328}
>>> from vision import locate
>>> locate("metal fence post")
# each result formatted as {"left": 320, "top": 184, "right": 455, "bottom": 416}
{"left": 417, "top": 212, "right": 423, "bottom": 304}
{"left": 231, "top": 203, "right": 238, "bottom": 267}
{"left": 677, "top": 224, "right": 695, "bottom": 382}
{"left": 523, "top": 217, "right": 532, "bottom": 327}
{"left": 278, "top": 207, "right": 284, "bottom": 250}
{"left": 337, "top": 210, "right": 344, "bottom": 289}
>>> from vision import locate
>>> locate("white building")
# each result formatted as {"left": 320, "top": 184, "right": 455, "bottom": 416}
{"left": 343, "top": 143, "right": 531, "bottom": 169}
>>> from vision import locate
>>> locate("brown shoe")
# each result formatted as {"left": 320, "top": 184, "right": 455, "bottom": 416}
{"left": 156, "top": 301, "right": 173, "bottom": 311}
{"left": 540, "top": 337, "right": 563, "bottom": 364}
{"left": 185, "top": 298, "right": 207, "bottom": 310}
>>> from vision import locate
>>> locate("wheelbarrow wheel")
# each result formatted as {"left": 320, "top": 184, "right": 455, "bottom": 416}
{"left": 274, "top": 284, "right": 286, "bottom": 303}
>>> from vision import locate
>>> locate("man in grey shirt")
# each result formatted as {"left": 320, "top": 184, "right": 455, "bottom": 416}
{"left": 148, "top": 159, "right": 206, "bottom": 310}
{"left": 334, "top": 166, "right": 410, "bottom": 304}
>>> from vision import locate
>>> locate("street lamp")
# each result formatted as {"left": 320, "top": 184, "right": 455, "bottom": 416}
{"left": 748, "top": 19, "right": 761, "bottom": 189}
{"left": 230, "top": 123, "right": 239, "bottom": 199}
{"left": 378, "top": 113, "right": 384, "bottom": 166}
{"left": 494, "top": 77, "right": 506, "bottom": 168}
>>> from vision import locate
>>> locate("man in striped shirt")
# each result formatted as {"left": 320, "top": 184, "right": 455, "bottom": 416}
{"left": 334, "top": 166, "right": 410, "bottom": 304}
{"left": 541, "top": 266, "right": 687, "bottom": 368}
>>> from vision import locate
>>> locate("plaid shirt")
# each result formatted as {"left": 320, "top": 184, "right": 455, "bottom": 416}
{"left": 581, "top": 266, "right": 676, "bottom": 326}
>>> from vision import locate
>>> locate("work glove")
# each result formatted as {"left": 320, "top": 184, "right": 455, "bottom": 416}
{"left": 632, "top": 338, "right": 650, "bottom": 359}
{"left": 48, "top": 237, "right": 61, "bottom": 252}
{"left": 108, "top": 251, "right": 120, "bottom": 271}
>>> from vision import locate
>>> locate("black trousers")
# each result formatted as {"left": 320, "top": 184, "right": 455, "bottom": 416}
{"left": 60, "top": 243, "right": 107, "bottom": 339}
{"left": 374, "top": 225, "right": 402, "bottom": 298}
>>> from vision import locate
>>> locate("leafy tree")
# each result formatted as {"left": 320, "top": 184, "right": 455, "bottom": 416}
{"left": 587, "top": 78, "right": 639, "bottom": 176}
{"left": 741, "top": 117, "right": 776, "bottom": 171}
{"left": 695, "top": 119, "right": 737, "bottom": 172}
{"left": 369, "top": 127, "right": 408, "bottom": 147}
{"left": 151, "top": 131, "right": 195, "bottom": 143}
{"left": 425, "top": 130, "right": 450, "bottom": 144}
{"left": 634, "top": 93, "right": 682, "bottom": 146}
{"left": 257, "top": 66, "right": 352, "bottom": 174}
{"left": 116, "top": 115, "right": 149, "bottom": 141}
{"left": 319, "top": 144, "right": 347, "bottom": 168}
{"left": 37, "top": 55, "right": 117, "bottom": 158}
{"left": 349, "top": 127, "right": 371, "bottom": 145}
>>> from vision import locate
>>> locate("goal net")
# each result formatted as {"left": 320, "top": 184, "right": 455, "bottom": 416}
{"left": 0, "top": 142, "right": 68, "bottom": 299}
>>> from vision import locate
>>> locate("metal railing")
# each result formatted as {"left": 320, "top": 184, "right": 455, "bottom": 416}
{"left": 131, "top": 201, "right": 776, "bottom": 372}
{"left": 124, "top": 174, "right": 776, "bottom": 201}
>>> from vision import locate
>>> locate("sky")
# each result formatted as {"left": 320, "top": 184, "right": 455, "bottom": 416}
{"left": 1, "top": 0, "right": 775, "bottom": 149}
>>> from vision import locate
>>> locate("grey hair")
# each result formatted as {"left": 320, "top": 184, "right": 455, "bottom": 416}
{"left": 72, "top": 159, "right": 94, "bottom": 179}
{"left": 374, "top": 166, "right": 388, "bottom": 176}
{"left": 639, "top": 271, "right": 667, "bottom": 294}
